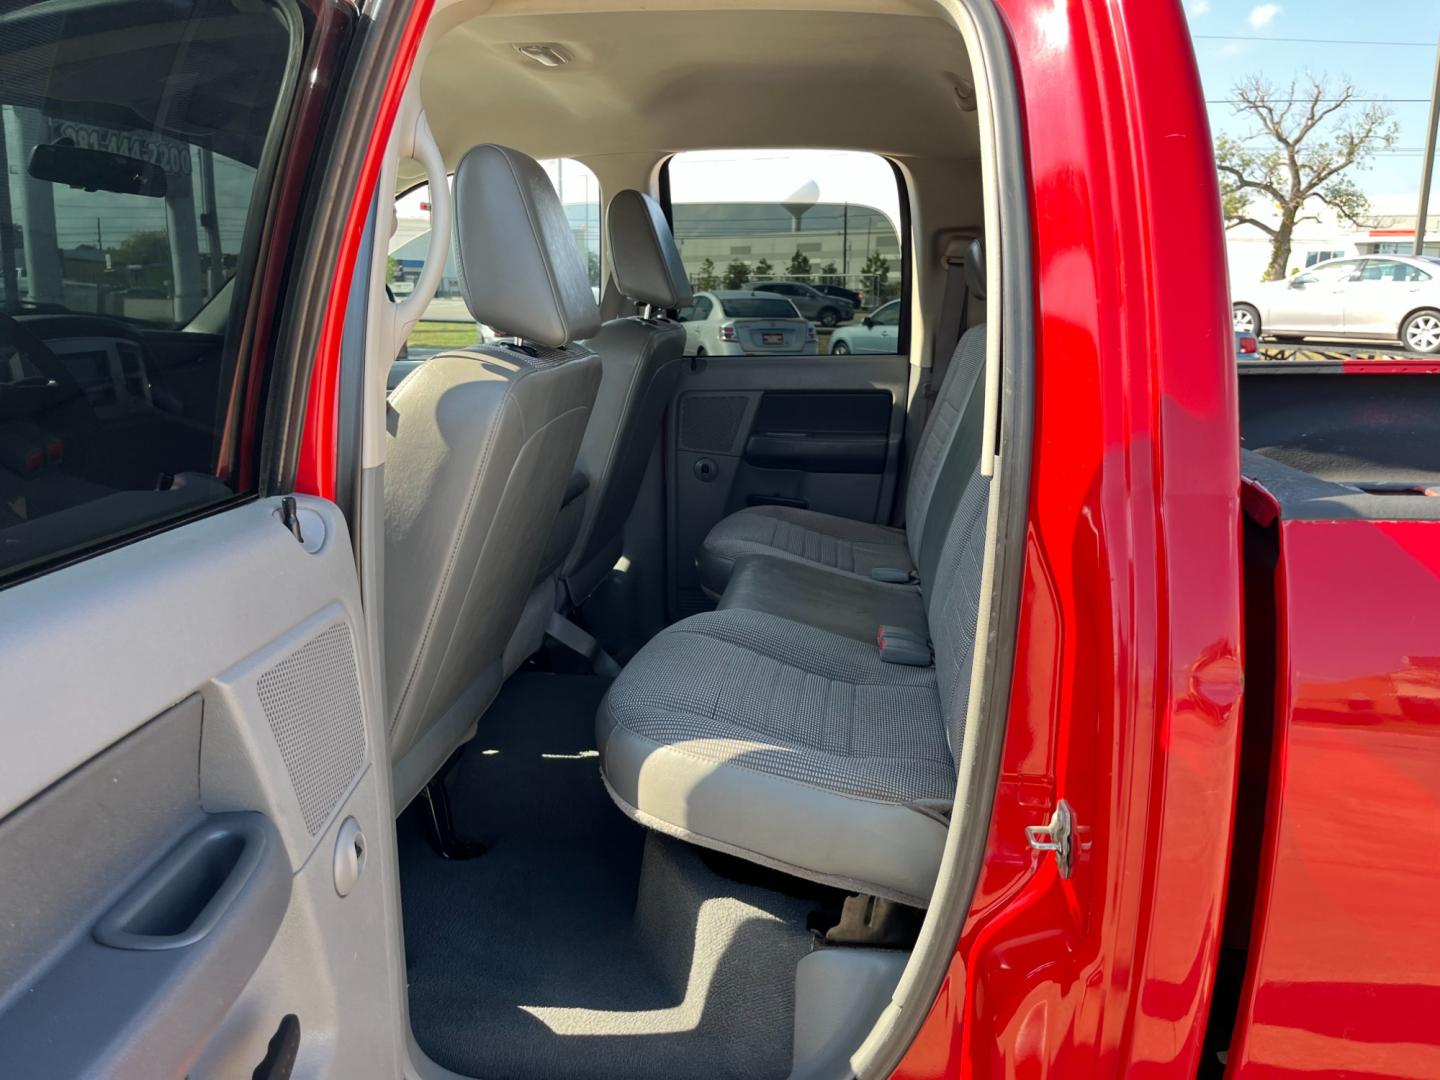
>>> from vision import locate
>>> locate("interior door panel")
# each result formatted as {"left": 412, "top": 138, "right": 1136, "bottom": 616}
{"left": 0, "top": 497, "right": 406, "bottom": 1079}
{"left": 666, "top": 353, "right": 910, "bottom": 616}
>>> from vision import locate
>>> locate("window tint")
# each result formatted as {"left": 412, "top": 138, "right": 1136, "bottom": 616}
{"left": 0, "top": 0, "right": 298, "bottom": 585}
{"left": 665, "top": 149, "right": 906, "bottom": 357}
{"left": 392, "top": 159, "right": 600, "bottom": 360}
{"left": 719, "top": 297, "right": 800, "bottom": 319}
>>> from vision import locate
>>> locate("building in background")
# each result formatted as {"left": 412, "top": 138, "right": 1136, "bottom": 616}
{"left": 670, "top": 201, "right": 901, "bottom": 299}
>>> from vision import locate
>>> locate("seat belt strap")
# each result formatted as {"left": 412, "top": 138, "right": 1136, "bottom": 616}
{"left": 926, "top": 253, "right": 969, "bottom": 406}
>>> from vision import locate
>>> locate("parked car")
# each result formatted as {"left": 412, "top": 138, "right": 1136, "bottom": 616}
{"left": 827, "top": 299, "right": 901, "bottom": 353}
{"left": 1232, "top": 254, "right": 1440, "bottom": 353}
{"left": 676, "top": 290, "right": 816, "bottom": 355}
{"left": 752, "top": 280, "right": 854, "bottom": 326}
{"left": 813, "top": 282, "right": 862, "bottom": 308}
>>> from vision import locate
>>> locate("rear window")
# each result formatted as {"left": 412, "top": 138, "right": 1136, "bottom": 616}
{"left": 664, "top": 149, "right": 908, "bottom": 357}
{"left": 720, "top": 297, "right": 798, "bottom": 319}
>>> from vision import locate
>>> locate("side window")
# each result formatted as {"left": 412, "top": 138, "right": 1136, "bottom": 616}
{"left": 873, "top": 302, "right": 901, "bottom": 326}
{"left": 664, "top": 149, "right": 907, "bottom": 358}
{"left": 393, "top": 158, "right": 600, "bottom": 359}
{"left": 0, "top": 0, "right": 299, "bottom": 585}
{"left": 1360, "top": 259, "right": 1429, "bottom": 283}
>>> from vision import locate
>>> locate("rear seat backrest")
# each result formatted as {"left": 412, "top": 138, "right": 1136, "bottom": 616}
{"left": 908, "top": 237, "right": 988, "bottom": 604}
{"left": 926, "top": 433, "right": 991, "bottom": 759}
{"left": 913, "top": 327, "right": 988, "bottom": 604}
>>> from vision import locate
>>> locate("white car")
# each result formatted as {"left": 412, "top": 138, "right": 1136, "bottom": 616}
{"left": 1232, "top": 255, "right": 1440, "bottom": 353}
{"left": 677, "top": 290, "right": 816, "bottom": 355}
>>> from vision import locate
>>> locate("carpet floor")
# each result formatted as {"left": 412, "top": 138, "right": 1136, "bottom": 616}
{"left": 400, "top": 671, "right": 815, "bottom": 1080}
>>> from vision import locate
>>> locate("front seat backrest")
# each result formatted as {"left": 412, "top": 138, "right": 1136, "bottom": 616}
{"left": 561, "top": 189, "right": 692, "bottom": 606}
{"left": 385, "top": 143, "right": 602, "bottom": 806}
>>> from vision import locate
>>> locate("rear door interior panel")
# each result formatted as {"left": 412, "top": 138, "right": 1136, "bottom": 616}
{"left": 0, "top": 498, "right": 404, "bottom": 1078}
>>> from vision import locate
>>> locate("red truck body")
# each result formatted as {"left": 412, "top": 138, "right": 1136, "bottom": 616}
{"left": 1230, "top": 469, "right": 1440, "bottom": 1077}
{"left": 892, "top": 1, "right": 1248, "bottom": 1074}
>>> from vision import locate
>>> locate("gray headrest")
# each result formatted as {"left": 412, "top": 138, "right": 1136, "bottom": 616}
{"left": 607, "top": 189, "right": 693, "bottom": 310}
{"left": 964, "top": 237, "right": 985, "bottom": 301}
{"left": 453, "top": 144, "right": 601, "bottom": 346}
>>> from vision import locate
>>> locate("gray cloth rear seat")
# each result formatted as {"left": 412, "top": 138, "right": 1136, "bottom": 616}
{"left": 598, "top": 320, "right": 991, "bottom": 906}
{"left": 716, "top": 320, "right": 988, "bottom": 644}
{"left": 716, "top": 553, "right": 926, "bottom": 644}
{"left": 697, "top": 239, "right": 986, "bottom": 597}
{"left": 697, "top": 507, "right": 910, "bottom": 597}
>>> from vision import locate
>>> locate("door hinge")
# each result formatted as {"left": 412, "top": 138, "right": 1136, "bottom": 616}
{"left": 1026, "top": 799, "right": 1075, "bottom": 879}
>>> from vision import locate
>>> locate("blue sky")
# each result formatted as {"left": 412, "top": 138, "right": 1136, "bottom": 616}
{"left": 1184, "top": 1, "right": 1440, "bottom": 197}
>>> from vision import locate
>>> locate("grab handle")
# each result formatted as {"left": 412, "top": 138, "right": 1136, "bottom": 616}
{"left": 94, "top": 814, "right": 279, "bottom": 951}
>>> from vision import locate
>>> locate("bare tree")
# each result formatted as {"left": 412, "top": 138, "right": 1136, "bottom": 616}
{"left": 1217, "top": 75, "right": 1397, "bottom": 281}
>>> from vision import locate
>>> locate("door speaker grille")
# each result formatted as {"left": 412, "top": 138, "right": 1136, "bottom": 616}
{"left": 679, "top": 395, "right": 747, "bottom": 452}
{"left": 256, "top": 623, "right": 367, "bottom": 835}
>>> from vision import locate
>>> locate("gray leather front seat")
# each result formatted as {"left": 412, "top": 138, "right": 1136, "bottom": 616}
{"left": 561, "top": 190, "right": 692, "bottom": 606}
{"left": 385, "top": 143, "right": 602, "bottom": 807}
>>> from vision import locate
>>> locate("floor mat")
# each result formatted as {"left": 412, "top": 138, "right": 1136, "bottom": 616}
{"left": 401, "top": 671, "right": 814, "bottom": 1080}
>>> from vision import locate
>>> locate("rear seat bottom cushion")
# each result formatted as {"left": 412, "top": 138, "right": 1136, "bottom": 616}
{"left": 596, "top": 608, "right": 954, "bottom": 906}
{"left": 718, "top": 554, "right": 928, "bottom": 644}
{"left": 697, "top": 504, "right": 911, "bottom": 596}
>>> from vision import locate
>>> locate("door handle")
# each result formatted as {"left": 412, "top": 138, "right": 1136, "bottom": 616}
{"left": 94, "top": 815, "right": 281, "bottom": 950}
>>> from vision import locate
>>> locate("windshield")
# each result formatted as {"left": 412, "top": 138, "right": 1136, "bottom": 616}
{"left": 720, "top": 297, "right": 797, "bottom": 319}
{"left": 0, "top": 0, "right": 289, "bottom": 328}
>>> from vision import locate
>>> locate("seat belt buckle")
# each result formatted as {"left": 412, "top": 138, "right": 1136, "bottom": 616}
{"left": 876, "top": 625, "right": 932, "bottom": 666}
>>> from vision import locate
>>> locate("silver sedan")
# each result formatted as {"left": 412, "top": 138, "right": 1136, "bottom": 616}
{"left": 1232, "top": 255, "right": 1440, "bottom": 354}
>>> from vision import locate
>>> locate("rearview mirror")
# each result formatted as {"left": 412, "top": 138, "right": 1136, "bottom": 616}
{"left": 29, "top": 142, "right": 167, "bottom": 198}
{"left": 862, "top": 316, "right": 874, "bottom": 328}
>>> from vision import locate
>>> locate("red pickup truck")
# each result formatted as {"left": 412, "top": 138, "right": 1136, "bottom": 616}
{"left": 0, "top": 0, "right": 1434, "bottom": 1077}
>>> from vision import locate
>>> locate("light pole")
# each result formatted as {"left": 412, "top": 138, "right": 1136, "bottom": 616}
{"left": 1413, "top": 31, "right": 1440, "bottom": 256}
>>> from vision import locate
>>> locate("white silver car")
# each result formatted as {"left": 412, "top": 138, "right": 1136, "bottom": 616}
{"left": 1232, "top": 255, "right": 1440, "bottom": 354}
{"left": 677, "top": 290, "right": 817, "bottom": 355}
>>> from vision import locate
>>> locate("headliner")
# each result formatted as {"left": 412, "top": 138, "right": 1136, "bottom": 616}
{"left": 415, "top": 1, "right": 978, "bottom": 178}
